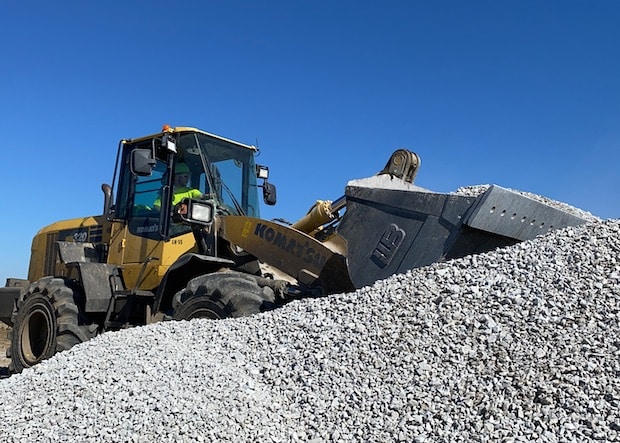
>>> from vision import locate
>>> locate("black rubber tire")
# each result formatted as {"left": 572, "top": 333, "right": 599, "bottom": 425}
{"left": 172, "top": 271, "right": 279, "bottom": 321}
{"left": 7, "top": 277, "right": 98, "bottom": 373}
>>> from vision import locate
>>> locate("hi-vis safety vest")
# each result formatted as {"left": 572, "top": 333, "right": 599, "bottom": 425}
{"left": 154, "top": 187, "right": 202, "bottom": 207}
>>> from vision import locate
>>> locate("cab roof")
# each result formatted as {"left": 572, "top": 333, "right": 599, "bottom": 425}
{"left": 123, "top": 126, "right": 258, "bottom": 152}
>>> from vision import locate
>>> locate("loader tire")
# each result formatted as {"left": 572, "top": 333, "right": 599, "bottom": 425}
{"left": 7, "top": 277, "right": 97, "bottom": 373}
{"left": 172, "top": 271, "right": 278, "bottom": 321}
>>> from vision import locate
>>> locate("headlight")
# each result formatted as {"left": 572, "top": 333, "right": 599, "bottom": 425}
{"left": 190, "top": 201, "right": 213, "bottom": 224}
{"left": 256, "top": 164, "right": 269, "bottom": 180}
{"left": 176, "top": 199, "right": 214, "bottom": 225}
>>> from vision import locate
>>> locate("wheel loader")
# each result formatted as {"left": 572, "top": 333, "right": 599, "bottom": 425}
{"left": 0, "top": 125, "right": 588, "bottom": 373}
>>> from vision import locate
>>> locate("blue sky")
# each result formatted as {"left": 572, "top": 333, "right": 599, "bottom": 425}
{"left": 1, "top": 1, "right": 618, "bottom": 282}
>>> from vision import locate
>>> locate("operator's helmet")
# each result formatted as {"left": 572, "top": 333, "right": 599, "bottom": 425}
{"left": 175, "top": 163, "right": 190, "bottom": 175}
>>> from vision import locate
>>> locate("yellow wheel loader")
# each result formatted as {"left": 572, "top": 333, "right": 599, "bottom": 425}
{"left": 0, "top": 125, "right": 587, "bottom": 373}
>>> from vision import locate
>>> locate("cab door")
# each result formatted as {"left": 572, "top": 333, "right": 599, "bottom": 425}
{"left": 106, "top": 151, "right": 196, "bottom": 290}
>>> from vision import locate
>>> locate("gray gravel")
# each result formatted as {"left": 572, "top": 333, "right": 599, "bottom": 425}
{"left": 0, "top": 217, "right": 618, "bottom": 442}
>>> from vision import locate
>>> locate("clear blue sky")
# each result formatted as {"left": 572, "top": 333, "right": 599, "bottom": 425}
{"left": 1, "top": 1, "right": 618, "bottom": 282}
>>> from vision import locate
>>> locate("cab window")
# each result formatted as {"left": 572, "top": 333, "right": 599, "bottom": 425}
{"left": 132, "top": 160, "right": 166, "bottom": 216}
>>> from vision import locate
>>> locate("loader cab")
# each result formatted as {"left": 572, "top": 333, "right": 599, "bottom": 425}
{"left": 104, "top": 126, "right": 275, "bottom": 289}
{"left": 111, "top": 127, "right": 269, "bottom": 239}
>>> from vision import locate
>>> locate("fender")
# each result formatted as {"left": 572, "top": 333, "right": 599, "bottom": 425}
{"left": 152, "top": 253, "right": 235, "bottom": 313}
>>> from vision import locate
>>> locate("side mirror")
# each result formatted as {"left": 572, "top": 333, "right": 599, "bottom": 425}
{"left": 130, "top": 148, "right": 156, "bottom": 176}
{"left": 263, "top": 182, "right": 277, "bottom": 206}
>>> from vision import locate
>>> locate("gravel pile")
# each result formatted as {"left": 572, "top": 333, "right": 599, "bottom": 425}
{"left": 0, "top": 218, "right": 618, "bottom": 442}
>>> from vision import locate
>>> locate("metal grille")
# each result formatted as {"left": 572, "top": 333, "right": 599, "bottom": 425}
{"left": 89, "top": 225, "right": 103, "bottom": 243}
{"left": 44, "top": 232, "right": 59, "bottom": 276}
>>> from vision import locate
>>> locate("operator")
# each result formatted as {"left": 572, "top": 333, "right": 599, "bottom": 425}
{"left": 153, "top": 162, "right": 202, "bottom": 209}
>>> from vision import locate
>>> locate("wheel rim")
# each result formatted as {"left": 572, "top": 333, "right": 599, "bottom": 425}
{"left": 20, "top": 306, "right": 55, "bottom": 365}
{"left": 184, "top": 307, "right": 222, "bottom": 320}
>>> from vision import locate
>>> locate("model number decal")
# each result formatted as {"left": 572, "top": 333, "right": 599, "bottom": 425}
{"left": 57, "top": 226, "right": 103, "bottom": 245}
{"left": 73, "top": 231, "right": 88, "bottom": 242}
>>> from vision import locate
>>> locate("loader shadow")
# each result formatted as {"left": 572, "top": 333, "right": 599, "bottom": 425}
{"left": 0, "top": 325, "right": 11, "bottom": 378}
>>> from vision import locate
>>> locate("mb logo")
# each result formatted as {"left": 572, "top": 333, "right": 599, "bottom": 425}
{"left": 371, "top": 223, "right": 405, "bottom": 268}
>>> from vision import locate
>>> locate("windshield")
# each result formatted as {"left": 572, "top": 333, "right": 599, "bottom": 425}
{"left": 177, "top": 132, "right": 260, "bottom": 217}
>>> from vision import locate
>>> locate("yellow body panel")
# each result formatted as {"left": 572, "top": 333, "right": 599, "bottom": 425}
{"left": 28, "top": 214, "right": 197, "bottom": 291}
{"left": 106, "top": 221, "right": 197, "bottom": 290}
{"left": 28, "top": 216, "right": 108, "bottom": 282}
